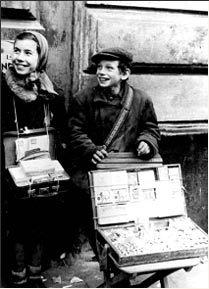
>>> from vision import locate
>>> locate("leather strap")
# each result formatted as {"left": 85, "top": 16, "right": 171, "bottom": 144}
{"left": 103, "top": 86, "right": 134, "bottom": 150}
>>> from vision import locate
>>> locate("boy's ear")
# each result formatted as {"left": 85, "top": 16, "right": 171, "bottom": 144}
{"left": 121, "top": 68, "right": 131, "bottom": 80}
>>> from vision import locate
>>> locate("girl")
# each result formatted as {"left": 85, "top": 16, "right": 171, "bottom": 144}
{"left": 2, "top": 31, "right": 68, "bottom": 287}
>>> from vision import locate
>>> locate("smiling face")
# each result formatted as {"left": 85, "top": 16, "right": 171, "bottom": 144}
{"left": 96, "top": 60, "right": 130, "bottom": 94}
{"left": 12, "top": 39, "right": 39, "bottom": 76}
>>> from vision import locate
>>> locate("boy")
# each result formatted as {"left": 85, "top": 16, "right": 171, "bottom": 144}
{"left": 67, "top": 47, "right": 161, "bottom": 257}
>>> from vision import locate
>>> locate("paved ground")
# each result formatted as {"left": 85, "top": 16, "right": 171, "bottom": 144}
{"left": 42, "top": 240, "right": 208, "bottom": 288}
{"left": 42, "top": 241, "right": 103, "bottom": 288}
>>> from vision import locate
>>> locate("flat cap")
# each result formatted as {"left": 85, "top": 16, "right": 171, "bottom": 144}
{"left": 91, "top": 47, "right": 133, "bottom": 64}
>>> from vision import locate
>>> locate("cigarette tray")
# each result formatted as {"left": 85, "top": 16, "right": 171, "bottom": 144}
{"left": 89, "top": 160, "right": 208, "bottom": 267}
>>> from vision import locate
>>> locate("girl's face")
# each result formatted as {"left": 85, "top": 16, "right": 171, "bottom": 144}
{"left": 96, "top": 60, "right": 129, "bottom": 93}
{"left": 12, "top": 39, "right": 39, "bottom": 76}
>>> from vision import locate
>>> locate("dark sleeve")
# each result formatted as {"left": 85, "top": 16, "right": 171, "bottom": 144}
{"left": 1, "top": 76, "right": 16, "bottom": 133}
{"left": 136, "top": 96, "right": 161, "bottom": 157}
{"left": 67, "top": 94, "right": 98, "bottom": 168}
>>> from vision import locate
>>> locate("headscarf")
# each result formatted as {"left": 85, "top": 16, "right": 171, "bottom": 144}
{"left": 5, "top": 31, "right": 58, "bottom": 102}
{"left": 28, "top": 30, "right": 49, "bottom": 72}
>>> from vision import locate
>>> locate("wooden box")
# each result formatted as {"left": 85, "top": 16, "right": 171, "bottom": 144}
{"left": 3, "top": 128, "right": 70, "bottom": 199}
{"left": 88, "top": 161, "right": 208, "bottom": 267}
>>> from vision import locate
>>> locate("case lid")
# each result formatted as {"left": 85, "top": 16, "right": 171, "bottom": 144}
{"left": 3, "top": 127, "right": 56, "bottom": 168}
{"left": 89, "top": 163, "right": 187, "bottom": 228}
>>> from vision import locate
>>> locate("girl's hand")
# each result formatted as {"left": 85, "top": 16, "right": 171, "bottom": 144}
{"left": 61, "top": 143, "right": 67, "bottom": 149}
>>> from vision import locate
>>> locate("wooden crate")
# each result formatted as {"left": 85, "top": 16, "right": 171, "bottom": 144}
{"left": 3, "top": 128, "right": 70, "bottom": 199}
{"left": 89, "top": 161, "right": 208, "bottom": 267}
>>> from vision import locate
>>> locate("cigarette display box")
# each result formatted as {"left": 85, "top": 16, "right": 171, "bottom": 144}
{"left": 89, "top": 161, "right": 208, "bottom": 267}
{"left": 3, "top": 128, "right": 70, "bottom": 199}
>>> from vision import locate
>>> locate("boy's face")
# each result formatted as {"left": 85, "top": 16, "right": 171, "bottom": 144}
{"left": 96, "top": 60, "right": 129, "bottom": 90}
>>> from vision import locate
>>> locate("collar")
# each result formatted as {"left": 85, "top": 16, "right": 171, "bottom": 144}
{"left": 93, "top": 82, "right": 129, "bottom": 105}
{"left": 5, "top": 66, "right": 58, "bottom": 103}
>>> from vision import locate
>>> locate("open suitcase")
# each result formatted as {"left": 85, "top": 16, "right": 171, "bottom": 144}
{"left": 88, "top": 155, "right": 208, "bottom": 268}
{"left": 3, "top": 127, "right": 70, "bottom": 199}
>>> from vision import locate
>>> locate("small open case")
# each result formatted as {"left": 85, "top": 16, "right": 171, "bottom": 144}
{"left": 3, "top": 128, "right": 70, "bottom": 199}
{"left": 88, "top": 158, "right": 208, "bottom": 268}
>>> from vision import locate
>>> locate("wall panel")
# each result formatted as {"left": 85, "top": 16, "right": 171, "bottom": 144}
{"left": 79, "top": 2, "right": 208, "bottom": 131}
{"left": 84, "top": 9, "right": 207, "bottom": 65}
{"left": 86, "top": 1, "right": 208, "bottom": 12}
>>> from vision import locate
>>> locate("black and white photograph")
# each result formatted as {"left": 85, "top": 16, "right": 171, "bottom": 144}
{"left": 1, "top": 1, "right": 208, "bottom": 288}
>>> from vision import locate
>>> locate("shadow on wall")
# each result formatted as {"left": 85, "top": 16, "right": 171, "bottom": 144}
{"left": 160, "top": 134, "right": 208, "bottom": 233}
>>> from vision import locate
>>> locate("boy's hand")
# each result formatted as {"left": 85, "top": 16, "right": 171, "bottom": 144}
{"left": 137, "top": 141, "right": 150, "bottom": 156}
{"left": 91, "top": 148, "right": 108, "bottom": 165}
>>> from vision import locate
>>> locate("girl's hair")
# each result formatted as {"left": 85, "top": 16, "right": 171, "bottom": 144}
{"left": 15, "top": 32, "right": 41, "bottom": 55}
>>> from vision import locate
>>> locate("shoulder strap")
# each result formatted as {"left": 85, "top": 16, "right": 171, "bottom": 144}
{"left": 103, "top": 86, "right": 134, "bottom": 151}
{"left": 12, "top": 95, "right": 50, "bottom": 137}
